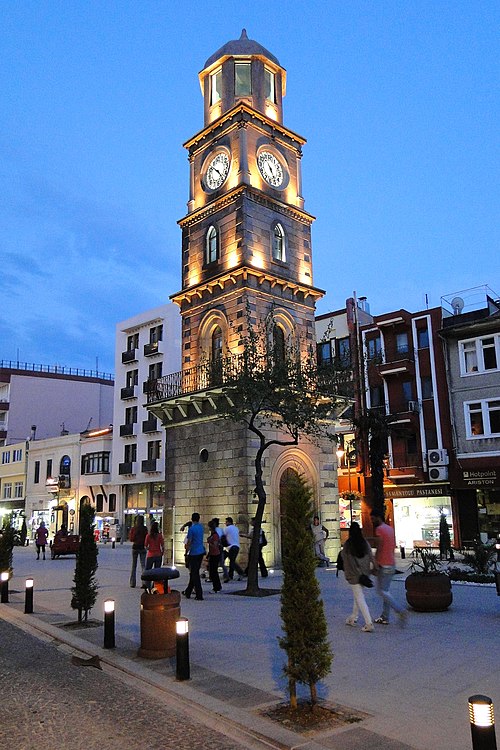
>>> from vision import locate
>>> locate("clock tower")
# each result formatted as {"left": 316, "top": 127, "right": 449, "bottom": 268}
{"left": 148, "top": 31, "right": 340, "bottom": 566}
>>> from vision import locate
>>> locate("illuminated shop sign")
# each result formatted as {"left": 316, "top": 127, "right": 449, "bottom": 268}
{"left": 462, "top": 470, "right": 497, "bottom": 487}
{"left": 384, "top": 485, "right": 450, "bottom": 499}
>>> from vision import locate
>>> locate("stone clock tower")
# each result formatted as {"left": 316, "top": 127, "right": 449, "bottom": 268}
{"left": 148, "top": 31, "right": 340, "bottom": 566}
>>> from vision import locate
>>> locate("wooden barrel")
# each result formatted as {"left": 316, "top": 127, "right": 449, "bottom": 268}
{"left": 138, "top": 590, "right": 181, "bottom": 658}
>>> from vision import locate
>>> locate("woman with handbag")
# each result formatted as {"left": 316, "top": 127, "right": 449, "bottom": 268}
{"left": 341, "top": 522, "right": 375, "bottom": 632}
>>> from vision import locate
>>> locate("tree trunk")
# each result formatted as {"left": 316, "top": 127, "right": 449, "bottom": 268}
{"left": 309, "top": 681, "right": 318, "bottom": 706}
{"left": 245, "top": 436, "right": 267, "bottom": 595}
{"left": 289, "top": 676, "right": 297, "bottom": 710}
{"left": 370, "top": 434, "right": 386, "bottom": 516}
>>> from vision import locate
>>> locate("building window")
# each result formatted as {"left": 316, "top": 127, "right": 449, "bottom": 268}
{"left": 60, "top": 455, "right": 71, "bottom": 477}
{"left": 148, "top": 362, "right": 162, "bottom": 380}
{"left": 273, "top": 324, "right": 286, "bottom": 365}
{"left": 148, "top": 440, "right": 161, "bottom": 460}
{"left": 465, "top": 399, "right": 500, "bottom": 438}
{"left": 124, "top": 443, "right": 137, "bottom": 463}
{"left": 12, "top": 449, "right": 22, "bottom": 462}
{"left": 264, "top": 67, "right": 276, "bottom": 103}
{"left": 14, "top": 481, "right": 23, "bottom": 498}
{"left": 126, "top": 369, "right": 138, "bottom": 388}
{"left": 235, "top": 62, "right": 251, "bottom": 96}
{"left": 1, "top": 451, "right": 10, "bottom": 464}
{"left": 460, "top": 334, "right": 500, "bottom": 375}
{"left": 367, "top": 336, "right": 382, "bottom": 360}
{"left": 125, "top": 406, "right": 137, "bottom": 425}
{"left": 127, "top": 332, "right": 139, "bottom": 351}
{"left": 96, "top": 494, "right": 104, "bottom": 513}
{"left": 3, "top": 483, "right": 12, "bottom": 499}
{"left": 46, "top": 459, "right": 52, "bottom": 479}
{"left": 81, "top": 452, "right": 110, "bottom": 474}
{"left": 272, "top": 223, "right": 286, "bottom": 262}
{"left": 317, "top": 341, "right": 332, "bottom": 367}
{"left": 402, "top": 380, "right": 413, "bottom": 404}
{"left": 210, "top": 67, "right": 222, "bottom": 105}
{"left": 370, "top": 385, "right": 385, "bottom": 409}
{"left": 337, "top": 337, "right": 351, "bottom": 366}
{"left": 108, "top": 493, "right": 116, "bottom": 513}
{"left": 34, "top": 460, "right": 40, "bottom": 484}
{"left": 205, "top": 225, "right": 219, "bottom": 264}
{"left": 396, "top": 332, "right": 409, "bottom": 354}
{"left": 421, "top": 376, "right": 433, "bottom": 400}
{"left": 417, "top": 327, "right": 429, "bottom": 349}
{"left": 150, "top": 325, "right": 163, "bottom": 344}
{"left": 211, "top": 326, "right": 223, "bottom": 364}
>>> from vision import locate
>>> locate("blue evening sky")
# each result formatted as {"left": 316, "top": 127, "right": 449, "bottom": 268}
{"left": 1, "top": 1, "right": 499, "bottom": 374}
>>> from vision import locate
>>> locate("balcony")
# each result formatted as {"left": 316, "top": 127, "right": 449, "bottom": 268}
{"left": 142, "top": 417, "right": 159, "bottom": 433}
{"left": 146, "top": 357, "right": 241, "bottom": 402}
{"left": 119, "top": 423, "right": 136, "bottom": 437}
{"left": 144, "top": 340, "right": 163, "bottom": 357}
{"left": 121, "top": 348, "right": 138, "bottom": 364}
{"left": 142, "top": 458, "right": 158, "bottom": 472}
{"left": 120, "top": 386, "right": 137, "bottom": 400}
{"left": 376, "top": 344, "right": 415, "bottom": 378}
{"left": 118, "top": 461, "right": 137, "bottom": 475}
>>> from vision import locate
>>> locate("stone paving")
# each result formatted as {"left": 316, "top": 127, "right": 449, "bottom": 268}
{"left": 1, "top": 542, "right": 498, "bottom": 750}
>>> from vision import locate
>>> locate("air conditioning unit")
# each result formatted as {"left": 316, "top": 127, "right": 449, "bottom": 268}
{"left": 427, "top": 449, "right": 449, "bottom": 466}
{"left": 429, "top": 466, "right": 448, "bottom": 482}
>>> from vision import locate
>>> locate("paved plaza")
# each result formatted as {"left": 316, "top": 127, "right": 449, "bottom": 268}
{"left": 1, "top": 542, "right": 498, "bottom": 750}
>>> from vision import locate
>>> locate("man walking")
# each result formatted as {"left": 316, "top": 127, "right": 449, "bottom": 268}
{"left": 223, "top": 517, "right": 246, "bottom": 582}
{"left": 371, "top": 510, "right": 407, "bottom": 626}
{"left": 183, "top": 513, "right": 205, "bottom": 600}
{"left": 129, "top": 515, "right": 147, "bottom": 588}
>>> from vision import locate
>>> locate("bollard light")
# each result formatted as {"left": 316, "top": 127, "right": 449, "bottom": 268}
{"left": 176, "top": 617, "right": 190, "bottom": 681}
{"left": 111, "top": 537, "right": 116, "bottom": 549}
{"left": 103, "top": 599, "right": 115, "bottom": 649}
{"left": 1, "top": 571, "right": 9, "bottom": 604}
{"left": 25, "top": 578, "right": 34, "bottom": 614}
{"left": 469, "top": 695, "right": 497, "bottom": 750}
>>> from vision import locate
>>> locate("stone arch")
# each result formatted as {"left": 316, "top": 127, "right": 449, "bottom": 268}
{"left": 198, "top": 309, "right": 229, "bottom": 362}
{"left": 270, "top": 447, "right": 319, "bottom": 565}
{"left": 267, "top": 307, "right": 296, "bottom": 352}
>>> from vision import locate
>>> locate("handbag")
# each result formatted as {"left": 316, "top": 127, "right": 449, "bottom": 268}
{"left": 359, "top": 573, "right": 373, "bottom": 588}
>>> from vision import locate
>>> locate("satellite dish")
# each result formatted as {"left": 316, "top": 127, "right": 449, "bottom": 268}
{"left": 451, "top": 297, "right": 465, "bottom": 315}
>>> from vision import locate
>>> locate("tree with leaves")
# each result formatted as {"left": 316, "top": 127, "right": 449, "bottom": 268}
{"left": 218, "top": 309, "right": 350, "bottom": 595}
{"left": 0, "top": 520, "right": 15, "bottom": 575}
{"left": 71, "top": 503, "right": 98, "bottom": 622}
{"left": 279, "top": 472, "right": 333, "bottom": 708}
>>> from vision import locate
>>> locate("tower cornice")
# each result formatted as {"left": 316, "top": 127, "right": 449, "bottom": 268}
{"left": 178, "top": 184, "right": 315, "bottom": 229}
{"left": 183, "top": 103, "right": 306, "bottom": 154}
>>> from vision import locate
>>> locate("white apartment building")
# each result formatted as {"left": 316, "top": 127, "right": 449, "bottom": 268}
{"left": 0, "top": 440, "right": 27, "bottom": 530}
{"left": 111, "top": 303, "right": 181, "bottom": 549}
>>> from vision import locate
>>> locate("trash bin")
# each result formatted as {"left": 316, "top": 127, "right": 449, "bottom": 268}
{"left": 138, "top": 567, "right": 181, "bottom": 659}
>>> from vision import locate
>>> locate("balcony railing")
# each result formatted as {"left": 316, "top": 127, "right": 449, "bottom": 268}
{"left": 144, "top": 341, "right": 162, "bottom": 357}
{"left": 142, "top": 458, "right": 158, "bottom": 472}
{"left": 119, "top": 423, "right": 136, "bottom": 437}
{"left": 121, "top": 349, "right": 138, "bottom": 364}
{"left": 0, "top": 359, "right": 113, "bottom": 380}
{"left": 118, "top": 462, "right": 136, "bottom": 475}
{"left": 120, "top": 386, "right": 137, "bottom": 400}
{"left": 142, "top": 418, "right": 158, "bottom": 433}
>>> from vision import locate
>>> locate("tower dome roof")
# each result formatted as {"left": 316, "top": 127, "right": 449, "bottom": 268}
{"left": 203, "top": 29, "right": 280, "bottom": 69}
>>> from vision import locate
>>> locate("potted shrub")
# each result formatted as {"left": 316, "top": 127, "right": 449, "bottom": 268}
{"left": 405, "top": 550, "right": 452, "bottom": 612}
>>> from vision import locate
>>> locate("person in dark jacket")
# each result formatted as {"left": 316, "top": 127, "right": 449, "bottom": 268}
{"left": 341, "top": 522, "right": 375, "bottom": 632}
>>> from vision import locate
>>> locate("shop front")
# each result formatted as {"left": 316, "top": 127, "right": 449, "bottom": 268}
{"left": 453, "top": 466, "right": 500, "bottom": 544}
{"left": 385, "top": 484, "right": 454, "bottom": 551}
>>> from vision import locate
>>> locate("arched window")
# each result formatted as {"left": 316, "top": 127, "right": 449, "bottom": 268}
{"left": 273, "top": 324, "right": 286, "bottom": 365}
{"left": 206, "top": 225, "right": 219, "bottom": 265}
{"left": 211, "top": 326, "right": 223, "bottom": 385}
{"left": 272, "top": 223, "right": 285, "bottom": 262}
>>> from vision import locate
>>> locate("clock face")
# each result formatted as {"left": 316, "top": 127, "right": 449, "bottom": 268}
{"left": 257, "top": 151, "right": 284, "bottom": 187}
{"left": 205, "top": 152, "right": 230, "bottom": 190}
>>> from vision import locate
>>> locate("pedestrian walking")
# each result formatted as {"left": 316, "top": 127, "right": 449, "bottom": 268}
{"left": 182, "top": 513, "right": 205, "bottom": 600}
{"left": 223, "top": 517, "right": 246, "bottom": 581}
{"left": 129, "top": 515, "right": 147, "bottom": 588}
{"left": 35, "top": 521, "right": 48, "bottom": 560}
{"left": 206, "top": 520, "right": 222, "bottom": 593}
{"left": 341, "top": 522, "right": 375, "bottom": 632}
{"left": 310, "top": 515, "right": 330, "bottom": 566}
{"left": 242, "top": 517, "right": 268, "bottom": 577}
{"left": 371, "top": 510, "right": 407, "bottom": 626}
{"left": 144, "top": 521, "right": 164, "bottom": 591}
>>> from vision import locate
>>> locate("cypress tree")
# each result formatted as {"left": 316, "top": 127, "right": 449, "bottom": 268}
{"left": 0, "top": 521, "right": 15, "bottom": 574}
{"left": 278, "top": 473, "right": 333, "bottom": 708}
{"left": 71, "top": 503, "right": 98, "bottom": 622}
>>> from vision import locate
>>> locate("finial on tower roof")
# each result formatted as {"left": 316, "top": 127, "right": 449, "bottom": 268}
{"left": 240, "top": 29, "right": 248, "bottom": 40}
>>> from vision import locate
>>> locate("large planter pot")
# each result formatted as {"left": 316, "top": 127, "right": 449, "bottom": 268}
{"left": 405, "top": 572, "right": 452, "bottom": 612}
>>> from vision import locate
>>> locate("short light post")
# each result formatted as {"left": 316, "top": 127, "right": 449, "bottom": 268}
{"left": 103, "top": 599, "right": 115, "bottom": 649}
{"left": 1, "top": 571, "right": 9, "bottom": 603}
{"left": 111, "top": 537, "right": 116, "bottom": 549}
{"left": 176, "top": 617, "right": 190, "bottom": 681}
{"left": 25, "top": 578, "right": 34, "bottom": 614}
{"left": 469, "top": 695, "right": 497, "bottom": 750}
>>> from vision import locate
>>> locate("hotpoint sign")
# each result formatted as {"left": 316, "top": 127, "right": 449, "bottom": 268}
{"left": 462, "top": 470, "right": 497, "bottom": 487}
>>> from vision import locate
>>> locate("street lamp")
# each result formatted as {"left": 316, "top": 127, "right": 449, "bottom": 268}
{"left": 468, "top": 695, "right": 497, "bottom": 750}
